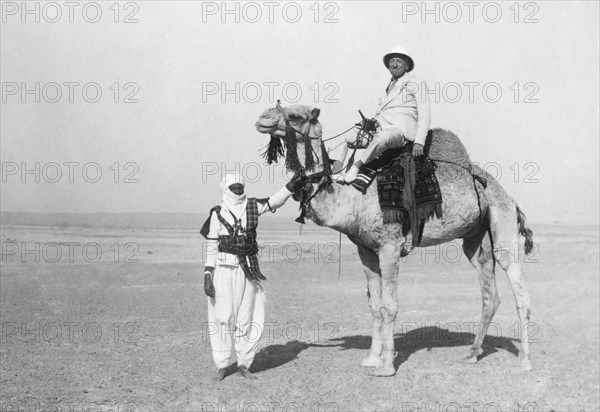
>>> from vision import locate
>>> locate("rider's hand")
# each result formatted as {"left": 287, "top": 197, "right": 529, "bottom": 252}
{"left": 412, "top": 143, "right": 424, "bottom": 158}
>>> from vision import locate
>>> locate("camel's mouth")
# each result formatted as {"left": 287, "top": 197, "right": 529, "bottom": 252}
{"left": 254, "top": 120, "right": 276, "bottom": 134}
{"left": 255, "top": 119, "right": 287, "bottom": 138}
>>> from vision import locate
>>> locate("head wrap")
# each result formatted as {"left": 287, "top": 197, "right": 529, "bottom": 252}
{"left": 220, "top": 172, "right": 247, "bottom": 218}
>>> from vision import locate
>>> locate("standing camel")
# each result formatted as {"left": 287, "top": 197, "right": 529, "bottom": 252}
{"left": 255, "top": 104, "right": 534, "bottom": 376}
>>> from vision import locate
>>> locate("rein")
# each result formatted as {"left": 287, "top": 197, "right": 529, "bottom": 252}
{"left": 275, "top": 101, "right": 356, "bottom": 143}
{"left": 322, "top": 124, "right": 357, "bottom": 142}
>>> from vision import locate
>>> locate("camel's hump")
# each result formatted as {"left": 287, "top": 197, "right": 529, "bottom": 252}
{"left": 426, "top": 128, "right": 471, "bottom": 169}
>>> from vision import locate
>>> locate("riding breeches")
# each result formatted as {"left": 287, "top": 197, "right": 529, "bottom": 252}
{"left": 358, "top": 127, "right": 410, "bottom": 165}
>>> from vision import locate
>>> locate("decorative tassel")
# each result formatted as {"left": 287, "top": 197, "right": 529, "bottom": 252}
{"left": 320, "top": 142, "right": 332, "bottom": 175}
{"left": 284, "top": 127, "right": 302, "bottom": 173}
{"left": 304, "top": 138, "right": 315, "bottom": 171}
{"left": 383, "top": 209, "right": 404, "bottom": 224}
{"left": 261, "top": 135, "right": 285, "bottom": 165}
{"left": 415, "top": 204, "right": 443, "bottom": 222}
{"left": 401, "top": 212, "right": 411, "bottom": 236}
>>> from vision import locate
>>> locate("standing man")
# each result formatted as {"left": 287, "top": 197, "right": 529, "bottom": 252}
{"left": 338, "top": 47, "right": 432, "bottom": 183}
{"left": 200, "top": 172, "right": 301, "bottom": 381}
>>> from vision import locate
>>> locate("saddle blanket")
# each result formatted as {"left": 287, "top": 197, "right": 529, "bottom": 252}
{"left": 350, "top": 147, "right": 443, "bottom": 245}
{"left": 377, "top": 155, "right": 443, "bottom": 224}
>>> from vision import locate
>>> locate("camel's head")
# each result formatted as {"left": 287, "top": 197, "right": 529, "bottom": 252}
{"left": 255, "top": 104, "right": 321, "bottom": 137}
{"left": 255, "top": 103, "right": 329, "bottom": 175}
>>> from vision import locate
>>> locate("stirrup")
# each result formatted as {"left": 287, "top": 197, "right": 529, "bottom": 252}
{"left": 348, "top": 110, "right": 378, "bottom": 149}
{"left": 347, "top": 130, "right": 373, "bottom": 149}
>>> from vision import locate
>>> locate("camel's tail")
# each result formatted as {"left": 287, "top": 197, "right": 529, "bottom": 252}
{"left": 516, "top": 205, "right": 534, "bottom": 255}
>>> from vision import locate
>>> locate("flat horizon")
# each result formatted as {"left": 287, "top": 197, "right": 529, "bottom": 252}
{"left": 1, "top": 210, "right": 598, "bottom": 230}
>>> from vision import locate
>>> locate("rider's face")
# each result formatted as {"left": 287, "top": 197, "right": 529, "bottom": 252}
{"left": 388, "top": 56, "right": 408, "bottom": 79}
{"left": 228, "top": 183, "right": 244, "bottom": 195}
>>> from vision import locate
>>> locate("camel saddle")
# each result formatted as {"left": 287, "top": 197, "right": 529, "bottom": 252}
{"left": 351, "top": 133, "right": 444, "bottom": 246}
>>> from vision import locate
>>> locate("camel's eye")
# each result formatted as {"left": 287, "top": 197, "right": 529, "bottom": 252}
{"left": 288, "top": 114, "right": 302, "bottom": 122}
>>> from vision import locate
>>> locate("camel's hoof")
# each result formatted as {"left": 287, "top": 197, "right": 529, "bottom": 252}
{"left": 368, "top": 366, "right": 396, "bottom": 377}
{"left": 462, "top": 355, "right": 478, "bottom": 364}
{"left": 359, "top": 355, "right": 382, "bottom": 368}
{"left": 520, "top": 358, "right": 532, "bottom": 371}
{"left": 518, "top": 350, "right": 532, "bottom": 371}
{"left": 462, "top": 347, "right": 482, "bottom": 363}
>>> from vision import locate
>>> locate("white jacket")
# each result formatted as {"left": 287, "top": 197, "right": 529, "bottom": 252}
{"left": 374, "top": 72, "right": 431, "bottom": 146}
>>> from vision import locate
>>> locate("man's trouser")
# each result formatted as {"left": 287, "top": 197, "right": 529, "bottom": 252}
{"left": 207, "top": 263, "right": 265, "bottom": 369}
{"left": 357, "top": 127, "right": 412, "bottom": 165}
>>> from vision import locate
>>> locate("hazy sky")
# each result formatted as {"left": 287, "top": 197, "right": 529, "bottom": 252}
{"left": 1, "top": 1, "right": 599, "bottom": 224}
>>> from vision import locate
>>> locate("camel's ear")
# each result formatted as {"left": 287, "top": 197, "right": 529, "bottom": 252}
{"left": 309, "top": 108, "right": 321, "bottom": 124}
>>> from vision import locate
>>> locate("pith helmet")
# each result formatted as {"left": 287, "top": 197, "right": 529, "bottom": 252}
{"left": 383, "top": 47, "right": 415, "bottom": 72}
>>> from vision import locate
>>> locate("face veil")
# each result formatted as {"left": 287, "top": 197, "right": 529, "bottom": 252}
{"left": 220, "top": 173, "right": 247, "bottom": 218}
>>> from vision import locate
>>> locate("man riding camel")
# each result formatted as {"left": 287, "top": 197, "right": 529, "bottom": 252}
{"left": 336, "top": 47, "right": 432, "bottom": 184}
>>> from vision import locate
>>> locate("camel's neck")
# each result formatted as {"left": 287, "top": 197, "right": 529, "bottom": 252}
{"left": 306, "top": 182, "right": 363, "bottom": 236}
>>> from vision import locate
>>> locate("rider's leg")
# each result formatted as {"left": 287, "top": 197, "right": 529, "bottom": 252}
{"left": 343, "top": 128, "right": 406, "bottom": 183}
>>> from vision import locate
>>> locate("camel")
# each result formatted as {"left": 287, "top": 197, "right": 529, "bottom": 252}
{"left": 255, "top": 104, "right": 534, "bottom": 377}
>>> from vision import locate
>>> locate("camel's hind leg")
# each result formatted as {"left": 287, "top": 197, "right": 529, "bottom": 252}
{"left": 462, "top": 231, "right": 500, "bottom": 363}
{"left": 489, "top": 205, "right": 533, "bottom": 371}
{"left": 356, "top": 245, "right": 384, "bottom": 368}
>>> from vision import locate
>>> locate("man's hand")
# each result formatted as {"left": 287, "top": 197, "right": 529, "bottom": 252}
{"left": 285, "top": 169, "right": 307, "bottom": 194}
{"left": 412, "top": 143, "right": 424, "bottom": 158}
{"left": 204, "top": 270, "right": 215, "bottom": 298}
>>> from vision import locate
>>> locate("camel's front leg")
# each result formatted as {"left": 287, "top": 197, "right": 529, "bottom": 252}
{"left": 371, "top": 243, "right": 400, "bottom": 377}
{"left": 357, "top": 245, "right": 383, "bottom": 368}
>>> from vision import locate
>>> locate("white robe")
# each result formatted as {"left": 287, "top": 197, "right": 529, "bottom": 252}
{"left": 204, "top": 187, "right": 292, "bottom": 369}
{"left": 207, "top": 264, "right": 265, "bottom": 369}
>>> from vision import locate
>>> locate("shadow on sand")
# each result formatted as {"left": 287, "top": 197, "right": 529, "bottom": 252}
{"left": 253, "top": 326, "right": 520, "bottom": 372}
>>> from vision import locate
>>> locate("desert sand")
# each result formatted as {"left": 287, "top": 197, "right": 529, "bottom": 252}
{"left": 1, "top": 215, "right": 598, "bottom": 411}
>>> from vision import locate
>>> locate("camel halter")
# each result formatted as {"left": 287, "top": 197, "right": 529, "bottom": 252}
{"left": 268, "top": 102, "right": 340, "bottom": 271}
{"left": 261, "top": 100, "right": 333, "bottom": 176}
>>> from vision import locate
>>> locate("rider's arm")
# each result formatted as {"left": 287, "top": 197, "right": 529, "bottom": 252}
{"left": 413, "top": 78, "right": 431, "bottom": 147}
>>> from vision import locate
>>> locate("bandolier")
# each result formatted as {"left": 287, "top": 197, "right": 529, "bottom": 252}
{"left": 204, "top": 198, "right": 266, "bottom": 281}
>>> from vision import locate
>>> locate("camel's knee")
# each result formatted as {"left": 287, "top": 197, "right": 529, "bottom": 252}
{"left": 483, "top": 296, "right": 500, "bottom": 320}
{"left": 369, "top": 304, "right": 384, "bottom": 321}
{"left": 479, "top": 292, "right": 499, "bottom": 324}
{"left": 493, "top": 246, "right": 517, "bottom": 270}
{"left": 482, "top": 289, "right": 500, "bottom": 307}
{"left": 367, "top": 287, "right": 383, "bottom": 315}
{"left": 379, "top": 303, "right": 398, "bottom": 324}
{"left": 504, "top": 263, "right": 530, "bottom": 295}
{"left": 503, "top": 264, "right": 532, "bottom": 318}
